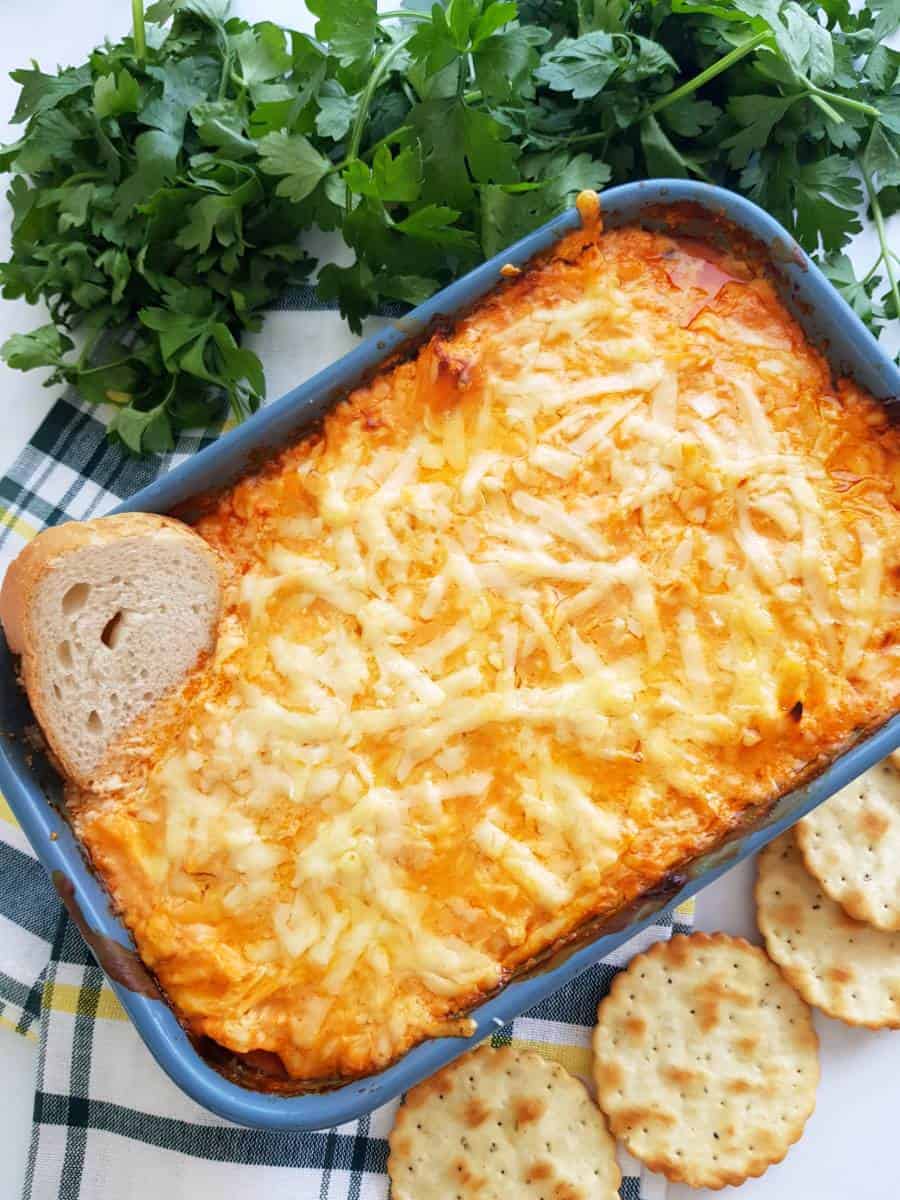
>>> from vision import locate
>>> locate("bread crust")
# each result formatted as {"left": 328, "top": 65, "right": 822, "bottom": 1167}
{"left": 0, "top": 512, "right": 226, "bottom": 788}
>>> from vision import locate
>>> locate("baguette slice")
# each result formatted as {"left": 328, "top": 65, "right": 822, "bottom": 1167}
{"left": 0, "top": 513, "right": 224, "bottom": 788}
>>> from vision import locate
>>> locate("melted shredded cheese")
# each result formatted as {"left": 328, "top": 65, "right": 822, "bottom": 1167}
{"left": 74, "top": 221, "right": 900, "bottom": 1084}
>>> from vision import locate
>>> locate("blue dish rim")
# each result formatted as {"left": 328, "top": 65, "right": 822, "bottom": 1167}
{"left": 0, "top": 178, "right": 897, "bottom": 1130}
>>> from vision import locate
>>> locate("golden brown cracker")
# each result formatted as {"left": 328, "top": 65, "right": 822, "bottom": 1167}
{"left": 388, "top": 1043, "right": 620, "bottom": 1200}
{"left": 593, "top": 932, "right": 818, "bottom": 1189}
{"left": 757, "top": 829, "right": 900, "bottom": 1028}
{"left": 797, "top": 756, "right": 900, "bottom": 931}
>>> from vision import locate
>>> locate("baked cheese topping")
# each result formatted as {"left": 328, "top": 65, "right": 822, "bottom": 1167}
{"left": 76, "top": 216, "right": 900, "bottom": 1083}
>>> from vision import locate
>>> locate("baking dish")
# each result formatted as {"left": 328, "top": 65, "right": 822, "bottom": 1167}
{"left": 0, "top": 178, "right": 898, "bottom": 1129}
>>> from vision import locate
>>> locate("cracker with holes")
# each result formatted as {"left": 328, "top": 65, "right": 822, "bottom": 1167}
{"left": 592, "top": 932, "right": 818, "bottom": 1190}
{"left": 796, "top": 755, "right": 900, "bottom": 931}
{"left": 757, "top": 828, "right": 900, "bottom": 1028}
{"left": 388, "top": 1043, "right": 620, "bottom": 1200}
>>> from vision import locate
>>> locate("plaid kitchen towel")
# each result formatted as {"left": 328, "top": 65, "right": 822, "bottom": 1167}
{"left": 0, "top": 298, "right": 694, "bottom": 1200}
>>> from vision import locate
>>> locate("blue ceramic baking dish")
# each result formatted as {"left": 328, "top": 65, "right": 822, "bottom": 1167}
{"left": 1, "top": 179, "right": 898, "bottom": 1130}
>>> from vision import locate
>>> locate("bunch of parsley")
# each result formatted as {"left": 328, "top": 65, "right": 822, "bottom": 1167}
{"left": 1, "top": 0, "right": 898, "bottom": 454}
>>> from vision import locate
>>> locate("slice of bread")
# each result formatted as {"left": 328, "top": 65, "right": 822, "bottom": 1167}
{"left": 0, "top": 513, "right": 224, "bottom": 788}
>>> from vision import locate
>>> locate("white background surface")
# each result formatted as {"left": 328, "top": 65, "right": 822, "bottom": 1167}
{"left": 0, "top": 3, "right": 898, "bottom": 1198}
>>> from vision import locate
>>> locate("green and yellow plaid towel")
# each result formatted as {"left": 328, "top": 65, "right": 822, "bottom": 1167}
{"left": 0, "top": 300, "right": 693, "bottom": 1200}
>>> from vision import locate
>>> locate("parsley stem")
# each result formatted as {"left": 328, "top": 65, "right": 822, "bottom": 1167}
{"left": 77, "top": 356, "right": 133, "bottom": 377}
{"left": 457, "top": 57, "right": 467, "bottom": 99}
{"left": 327, "top": 125, "right": 413, "bottom": 179}
{"left": 862, "top": 254, "right": 885, "bottom": 284}
{"left": 346, "top": 33, "right": 415, "bottom": 193}
{"left": 377, "top": 9, "right": 431, "bottom": 20}
{"left": 805, "top": 84, "right": 880, "bottom": 121}
{"left": 563, "top": 28, "right": 772, "bottom": 149}
{"left": 363, "top": 125, "right": 413, "bottom": 161}
{"left": 645, "top": 29, "right": 769, "bottom": 118}
{"left": 808, "top": 93, "right": 844, "bottom": 125}
{"left": 132, "top": 0, "right": 146, "bottom": 65}
{"left": 859, "top": 250, "right": 900, "bottom": 283}
{"left": 862, "top": 162, "right": 900, "bottom": 325}
{"left": 217, "top": 30, "right": 234, "bottom": 100}
{"left": 560, "top": 130, "right": 607, "bottom": 148}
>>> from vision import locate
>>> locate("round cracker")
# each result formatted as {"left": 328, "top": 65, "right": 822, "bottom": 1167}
{"left": 796, "top": 755, "right": 900, "bottom": 931}
{"left": 592, "top": 932, "right": 818, "bottom": 1190}
{"left": 756, "top": 828, "right": 900, "bottom": 1028}
{"left": 388, "top": 1044, "right": 620, "bottom": 1200}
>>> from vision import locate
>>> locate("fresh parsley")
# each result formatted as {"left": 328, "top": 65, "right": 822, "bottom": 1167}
{"left": 1, "top": 0, "right": 898, "bottom": 454}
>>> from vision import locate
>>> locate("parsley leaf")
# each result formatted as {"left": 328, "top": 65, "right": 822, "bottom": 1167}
{"left": 10, "top": 109, "right": 83, "bottom": 175}
{"left": 231, "top": 23, "right": 292, "bottom": 92}
{"left": 1, "top": 324, "right": 74, "bottom": 370}
{"left": 660, "top": 96, "right": 722, "bottom": 137}
{"left": 93, "top": 69, "right": 141, "bottom": 119}
{"left": 408, "top": 8, "right": 465, "bottom": 74}
{"left": 9, "top": 65, "right": 92, "bottom": 123}
{"left": 779, "top": 2, "right": 835, "bottom": 86}
{"left": 317, "top": 259, "right": 378, "bottom": 332}
{"left": 258, "top": 132, "right": 332, "bottom": 202}
{"left": 722, "top": 94, "right": 797, "bottom": 168}
{"left": 864, "top": 123, "right": 900, "bottom": 188}
{"left": 821, "top": 253, "right": 876, "bottom": 323}
{"left": 474, "top": 26, "right": 549, "bottom": 100}
{"left": 142, "top": 59, "right": 216, "bottom": 138}
{"left": 112, "top": 401, "right": 174, "bottom": 455}
{"left": 794, "top": 155, "right": 862, "bottom": 251}
{"left": 865, "top": 44, "right": 900, "bottom": 92}
{"left": 190, "top": 100, "right": 256, "bottom": 156}
{"left": 344, "top": 145, "right": 423, "bottom": 203}
{"left": 315, "top": 82, "right": 358, "bottom": 143}
{"left": 877, "top": 95, "right": 900, "bottom": 137}
{"left": 641, "top": 114, "right": 710, "bottom": 180}
{"left": 394, "top": 203, "right": 479, "bottom": 249}
{"left": 306, "top": 0, "right": 379, "bottom": 69}
{"left": 536, "top": 32, "right": 630, "bottom": 98}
